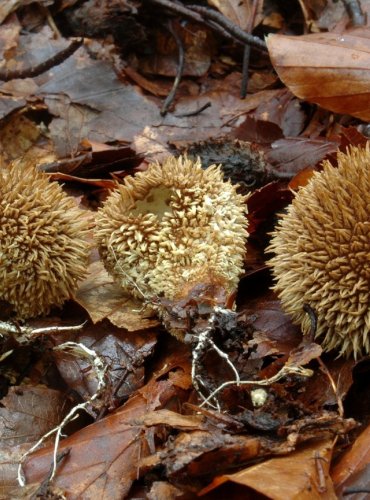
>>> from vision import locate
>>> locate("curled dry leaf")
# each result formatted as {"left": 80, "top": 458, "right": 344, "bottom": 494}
{"left": 52, "top": 320, "right": 158, "bottom": 408}
{"left": 201, "top": 439, "right": 336, "bottom": 499}
{"left": 75, "top": 261, "right": 160, "bottom": 331}
{"left": 21, "top": 347, "right": 191, "bottom": 498}
{"left": 266, "top": 28, "right": 370, "bottom": 120}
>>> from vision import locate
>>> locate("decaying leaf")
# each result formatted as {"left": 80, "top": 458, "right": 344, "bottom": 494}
{"left": 0, "top": 385, "right": 69, "bottom": 447}
{"left": 332, "top": 422, "right": 370, "bottom": 496}
{"left": 76, "top": 261, "right": 160, "bottom": 331}
{"left": 201, "top": 439, "right": 336, "bottom": 499}
{"left": 52, "top": 319, "right": 157, "bottom": 410}
{"left": 21, "top": 347, "right": 192, "bottom": 498}
{"left": 266, "top": 28, "right": 370, "bottom": 120}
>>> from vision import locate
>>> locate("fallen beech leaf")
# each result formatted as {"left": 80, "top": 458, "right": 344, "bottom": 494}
{"left": 52, "top": 320, "right": 157, "bottom": 406}
{"left": 201, "top": 439, "right": 336, "bottom": 499}
{"left": 0, "top": 444, "right": 33, "bottom": 498}
{"left": 331, "top": 423, "right": 370, "bottom": 496}
{"left": 208, "top": 0, "right": 264, "bottom": 30}
{"left": 139, "top": 430, "right": 262, "bottom": 478}
{"left": 266, "top": 137, "right": 338, "bottom": 174}
{"left": 137, "top": 409, "right": 204, "bottom": 430}
{"left": 266, "top": 29, "right": 370, "bottom": 120}
{"left": 22, "top": 351, "right": 191, "bottom": 498}
{"left": 238, "top": 290, "right": 302, "bottom": 358}
{"left": 288, "top": 166, "right": 316, "bottom": 190}
{"left": 148, "top": 481, "right": 185, "bottom": 499}
{"left": 0, "top": 386, "right": 68, "bottom": 447}
{"left": 76, "top": 261, "right": 160, "bottom": 331}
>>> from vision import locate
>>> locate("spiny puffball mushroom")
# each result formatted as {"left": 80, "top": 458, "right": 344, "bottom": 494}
{"left": 268, "top": 145, "right": 370, "bottom": 358}
{"left": 0, "top": 159, "right": 90, "bottom": 319}
{"left": 96, "top": 155, "right": 249, "bottom": 304}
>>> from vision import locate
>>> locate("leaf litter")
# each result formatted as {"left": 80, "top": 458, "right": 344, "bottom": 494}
{"left": 0, "top": 1, "right": 370, "bottom": 499}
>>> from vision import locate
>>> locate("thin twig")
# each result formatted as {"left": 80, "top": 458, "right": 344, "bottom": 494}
{"left": 240, "top": 0, "right": 259, "bottom": 98}
{"left": 146, "top": 0, "right": 267, "bottom": 51}
{"left": 174, "top": 101, "right": 212, "bottom": 117}
{"left": 0, "top": 38, "right": 83, "bottom": 81}
{"left": 317, "top": 357, "right": 344, "bottom": 417}
{"left": 32, "top": 448, "right": 71, "bottom": 498}
{"left": 240, "top": 46, "right": 251, "bottom": 99}
{"left": 199, "top": 363, "right": 313, "bottom": 408}
{"left": 161, "top": 21, "right": 185, "bottom": 116}
{"left": 0, "top": 320, "right": 87, "bottom": 344}
{"left": 189, "top": 5, "right": 267, "bottom": 51}
{"left": 343, "top": 488, "right": 370, "bottom": 495}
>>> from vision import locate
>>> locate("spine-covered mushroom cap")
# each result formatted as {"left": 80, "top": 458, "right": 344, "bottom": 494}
{"left": 96, "top": 156, "right": 249, "bottom": 302}
{"left": 0, "top": 160, "right": 90, "bottom": 319}
{"left": 268, "top": 145, "right": 370, "bottom": 358}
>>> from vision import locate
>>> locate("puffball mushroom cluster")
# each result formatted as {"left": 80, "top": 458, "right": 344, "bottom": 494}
{"left": 268, "top": 145, "right": 370, "bottom": 359}
{"left": 0, "top": 160, "right": 90, "bottom": 319}
{"left": 3, "top": 148, "right": 369, "bottom": 361}
{"left": 96, "top": 156, "right": 249, "bottom": 304}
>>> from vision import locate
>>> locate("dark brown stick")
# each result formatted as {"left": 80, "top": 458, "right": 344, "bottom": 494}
{"left": 189, "top": 5, "right": 267, "bottom": 51}
{"left": 146, "top": 0, "right": 267, "bottom": 52}
{"left": 174, "top": 101, "right": 212, "bottom": 117}
{"left": 240, "top": 0, "right": 259, "bottom": 98}
{"left": 0, "top": 38, "right": 83, "bottom": 81}
{"left": 160, "top": 22, "right": 185, "bottom": 116}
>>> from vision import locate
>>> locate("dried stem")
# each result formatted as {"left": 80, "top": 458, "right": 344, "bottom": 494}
{"left": 191, "top": 306, "right": 314, "bottom": 410}
{"left": 146, "top": 0, "right": 267, "bottom": 51}
{"left": 160, "top": 21, "right": 185, "bottom": 116}
{"left": 189, "top": 5, "right": 267, "bottom": 51}
{"left": 174, "top": 101, "right": 212, "bottom": 118}
{"left": 0, "top": 38, "right": 83, "bottom": 81}
{"left": 199, "top": 363, "right": 313, "bottom": 409}
{"left": 0, "top": 320, "right": 87, "bottom": 344}
{"left": 240, "top": 0, "right": 259, "bottom": 98}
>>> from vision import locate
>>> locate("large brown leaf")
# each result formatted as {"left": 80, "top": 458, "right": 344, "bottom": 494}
{"left": 21, "top": 346, "right": 192, "bottom": 498}
{"left": 201, "top": 439, "right": 336, "bottom": 499}
{"left": 266, "top": 28, "right": 370, "bottom": 120}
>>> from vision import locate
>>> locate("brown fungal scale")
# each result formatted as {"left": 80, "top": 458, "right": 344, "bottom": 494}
{"left": 0, "top": 160, "right": 90, "bottom": 319}
{"left": 96, "top": 156, "right": 249, "bottom": 306}
{"left": 268, "top": 145, "right": 370, "bottom": 358}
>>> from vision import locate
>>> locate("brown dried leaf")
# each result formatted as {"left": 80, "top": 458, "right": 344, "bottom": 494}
{"left": 147, "top": 481, "right": 186, "bottom": 500}
{"left": 52, "top": 320, "right": 157, "bottom": 407}
{"left": 266, "top": 137, "right": 339, "bottom": 174}
{"left": 138, "top": 409, "right": 204, "bottom": 430}
{"left": 266, "top": 29, "right": 370, "bottom": 120}
{"left": 138, "top": 22, "right": 215, "bottom": 77}
{"left": 208, "top": 0, "right": 264, "bottom": 29}
{"left": 332, "top": 423, "right": 370, "bottom": 496}
{"left": 238, "top": 290, "right": 302, "bottom": 358}
{"left": 22, "top": 350, "right": 191, "bottom": 498}
{"left": 201, "top": 439, "right": 336, "bottom": 499}
{"left": 140, "top": 430, "right": 262, "bottom": 479}
{"left": 0, "top": 443, "right": 32, "bottom": 498}
{"left": 0, "top": 385, "right": 68, "bottom": 447}
{"left": 0, "top": 112, "right": 40, "bottom": 161}
{"left": 76, "top": 261, "right": 160, "bottom": 331}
